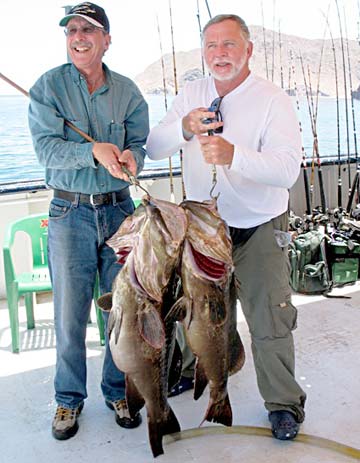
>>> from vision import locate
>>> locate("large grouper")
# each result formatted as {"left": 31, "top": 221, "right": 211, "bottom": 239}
{"left": 98, "top": 196, "right": 188, "bottom": 458}
{"left": 167, "top": 198, "right": 245, "bottom": 427}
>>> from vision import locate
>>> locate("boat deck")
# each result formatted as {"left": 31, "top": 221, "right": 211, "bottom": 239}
{"left": 1, "top": 286, "right": 360, "bottom": 462}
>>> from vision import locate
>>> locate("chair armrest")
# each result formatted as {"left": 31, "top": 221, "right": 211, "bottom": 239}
{"left": 3, "top": 224, "right": 16, "bottom": 285}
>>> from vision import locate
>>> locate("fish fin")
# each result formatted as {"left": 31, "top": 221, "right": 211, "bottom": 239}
{"left": 125, "top": 375, "right": 145, "bottom": 416}
{"left": 193, "top": 360, "right": 208, "bottom": 400}
{"left": 148, "top": 406, "right": 181, "bottom": 458}
{"left": 111, "top": 306, "right": 123, "bottom": 345}
{"left": 107, "top": 309, "right": 115, "bottom": 339}
{"left": 201, "top": 394, "right": 232, "bottom": 427}
{"left": 96, "top": 292, "right": 112, "bottom": 312}
{"left": 165, "top": 297, "right": 188, "bottom": 323}
{"left": 138, "top": 305, "right": 165, "bottom": 349}
{"left": 167, "top": 340, "right": 183, "bottom": 392}
{"left": 228, "top": 331, "right": 246, "bottom": 375}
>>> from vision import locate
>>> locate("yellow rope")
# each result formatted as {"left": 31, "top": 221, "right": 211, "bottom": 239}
{"left": 164, "top": 425, "right": 360, "bottom": 460}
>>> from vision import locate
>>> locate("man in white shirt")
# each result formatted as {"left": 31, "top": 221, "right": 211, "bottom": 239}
{"left": 146, "top": 14, "right": 305, "bottom": 440}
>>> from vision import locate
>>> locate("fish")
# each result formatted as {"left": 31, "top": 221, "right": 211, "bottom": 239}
{"left": 98, "top": 196, "right": 188, "bottom": 458}
{"left": 168, "top": 198, "right": 245, "bottom": 427}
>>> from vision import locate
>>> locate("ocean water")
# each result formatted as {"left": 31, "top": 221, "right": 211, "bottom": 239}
{"left": 0, "top": 93, "right": 359, "bottom": 184}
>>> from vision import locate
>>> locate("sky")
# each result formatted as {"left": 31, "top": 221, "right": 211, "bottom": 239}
{"left": 1, "top": 0, "right": 359, "bottom": 95}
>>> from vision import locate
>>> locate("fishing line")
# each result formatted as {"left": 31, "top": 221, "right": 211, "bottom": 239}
{"left": 164, "top": 425, "right": 360, "bottom": 461}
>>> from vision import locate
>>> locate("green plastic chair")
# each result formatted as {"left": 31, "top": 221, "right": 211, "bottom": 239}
{"left": 3, "top": 213, "right": 105, "bottom": 353}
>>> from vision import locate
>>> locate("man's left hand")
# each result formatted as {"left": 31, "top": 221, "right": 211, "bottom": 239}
{"left": 197, "top": 134, "right": 234, "bottom": 166}
{"left": 116, "top": 149, "right": 137, "bottom": 181}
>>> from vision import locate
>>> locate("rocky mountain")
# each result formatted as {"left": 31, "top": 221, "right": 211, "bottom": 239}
{"left": 135, "top": 25, "right": 360, "bottom": 98}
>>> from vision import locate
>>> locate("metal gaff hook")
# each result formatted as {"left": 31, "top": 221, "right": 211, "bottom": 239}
{"left": 121, "top": 166, "right": 151, "bottom": 196}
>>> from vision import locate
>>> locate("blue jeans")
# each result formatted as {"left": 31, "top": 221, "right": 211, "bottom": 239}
{"left": 48, "top": 193, "right": 135, "bottom": 408}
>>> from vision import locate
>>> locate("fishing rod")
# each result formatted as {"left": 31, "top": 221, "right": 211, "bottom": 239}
{"left": 334, "top": 0, "right": 351, "bottom": 193}
{"left": 322, "top": 10, "right": 342, "bottom": 209}
{"left": 168, "top": 0, "right": 186, "bottom": 200}
{"left": 298, "top": 10, "right": 329, "bottom": 217}
{"left": 0, "top": 72, "right": 148, "bottom": 194}
{"left": 204, "top": 0, "right": 212, "bottom": 19}
{"left": 289, "top": 50, "right": 311, "bottom": 216}
{"left": 156, "top": 14, "right": 176, "bottom": 203}
{"left": 271, "top": 0, "right": 276, "bottom": 82}
{"left": 343, "top": 6, "right": 359, "bottom": 214}
{"left": 358, "top": 0, "right": 360, "bottom": 45}
{"left": 299, "top": 53, "right": 327, "bottom": 214}
{"left": 197, "top": 0, "right": 218, "bottom": 197}
{"left": 261, "top": 1, "right": 269, "bottom": 80}
{"left": 196, "top": 0, "right": 205, "bottom": 76}
{"left": 278, "top": 20, "right": 284, "bottom": 89}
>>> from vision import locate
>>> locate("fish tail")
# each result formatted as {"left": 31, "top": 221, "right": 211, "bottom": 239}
{"left": 148, "top": 406, "right": 180, "bottom": 458}
{"left": 201, "top": 394, "right": 232, "bottom": 427}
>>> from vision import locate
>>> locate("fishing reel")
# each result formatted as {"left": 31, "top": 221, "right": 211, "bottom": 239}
{"left": 202, "top": 97, "right": 223, "bottom": 134}
{"left": 289, "top": 214, "right": 303, "bottom": 232}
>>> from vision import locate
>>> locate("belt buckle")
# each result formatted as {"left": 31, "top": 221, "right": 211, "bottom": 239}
{"left": 89, "top": 194, "right": 98, "bottom": 206}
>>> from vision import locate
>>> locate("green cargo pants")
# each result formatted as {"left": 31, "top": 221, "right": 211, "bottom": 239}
{"left": 233, "top": 212, "right": 306, "bottom": 422}
{"left": 180, "top": 212, "right": 306, "bottom": 422}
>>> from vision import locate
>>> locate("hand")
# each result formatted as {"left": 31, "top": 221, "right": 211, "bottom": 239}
{"left": 197, "top": 134, "right": 234, "bottom": 166}
{"left": 92, "top": 143, "right": 136, "bottom": 181}
{"left": 116, "top": 149, "right": 137, "bottom": 181}
{"left": 92, "top": 142, "right": 124, "bottom": 177}
{"left": 182, "top": 107, "right": 224, "bottom": 138}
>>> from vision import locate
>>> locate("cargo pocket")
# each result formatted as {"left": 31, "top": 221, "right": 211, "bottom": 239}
{"left": 269, "top": 288, "right": 297, "bottom": 338}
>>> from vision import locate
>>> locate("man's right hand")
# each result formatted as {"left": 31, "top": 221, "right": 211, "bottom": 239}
{"left": 92, "top": 142, "right": 125, "bottom": 178}
{"left": 182, "top": 107, "right": 224, "bottom": 139}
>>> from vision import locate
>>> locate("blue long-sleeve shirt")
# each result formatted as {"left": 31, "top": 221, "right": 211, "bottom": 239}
{"left": 28, "top": 63, "right": 149, "bottom": 194}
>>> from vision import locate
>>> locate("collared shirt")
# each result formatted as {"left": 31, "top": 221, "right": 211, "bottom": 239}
{"left": 28, "top": 63, "right": 149, "bottom": 194}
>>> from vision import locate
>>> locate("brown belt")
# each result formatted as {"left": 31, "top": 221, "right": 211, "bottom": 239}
{"left": 53, "top": 188, "right": 130, "bottom": 206}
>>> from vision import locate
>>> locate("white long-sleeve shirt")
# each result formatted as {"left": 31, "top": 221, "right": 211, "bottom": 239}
{"left": 146, "top": 73, "right": 302, "bottom": 228}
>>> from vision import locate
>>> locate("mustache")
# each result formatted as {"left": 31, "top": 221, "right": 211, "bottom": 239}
{"left": 71, "top": 41, "right": 92, "bottom": 49}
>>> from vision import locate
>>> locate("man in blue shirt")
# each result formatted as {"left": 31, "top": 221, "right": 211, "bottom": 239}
{"left": 28, "top": 2, "right": 149, "bottom": 440}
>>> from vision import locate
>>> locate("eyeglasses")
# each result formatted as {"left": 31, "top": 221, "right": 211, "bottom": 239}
{"left": 64, "top": 24, "right": 103, "bottom": 36}
{"left": 202, "top": 97, "right": 224, "bottom": 134}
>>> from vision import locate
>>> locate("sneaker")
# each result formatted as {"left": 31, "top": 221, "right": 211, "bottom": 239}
{"left": 269, "top": 410, "right": 300, "bottom": 440}
{"left": 168, "top": 375, "right": 194, "bottom": 397}
{"left": 105, "top": 399, "right": 142, "bottom": 429}
{"left": 52, "top": 403, "right": 84, "bottom": 440}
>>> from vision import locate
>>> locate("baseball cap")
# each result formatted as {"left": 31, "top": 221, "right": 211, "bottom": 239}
{"left": 59, "top": 2, "right": 110, "bottom": 33}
